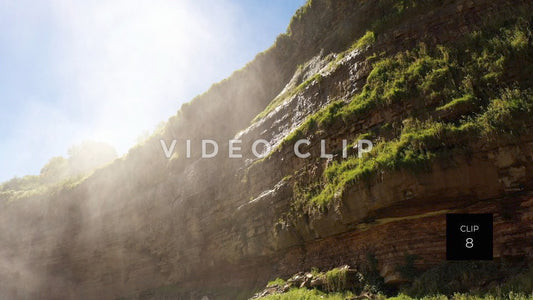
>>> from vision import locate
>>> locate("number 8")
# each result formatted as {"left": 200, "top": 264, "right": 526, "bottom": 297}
{"left": 465, "top": 238, "right": 474, "bottom": 248}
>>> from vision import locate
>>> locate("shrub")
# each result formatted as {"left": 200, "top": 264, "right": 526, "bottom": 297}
{"left": 267, "top": 278, "right": 286, "bottom": 288}
{"left": 351, "top": 31, "right": 376, "bottom": 51}
{"left": 325, "top": 267, "right": 348, "bottom": 292}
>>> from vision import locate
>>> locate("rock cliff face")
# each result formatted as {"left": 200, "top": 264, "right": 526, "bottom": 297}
{"left": 1, "top": 0, "right": 533, "bottom": 299}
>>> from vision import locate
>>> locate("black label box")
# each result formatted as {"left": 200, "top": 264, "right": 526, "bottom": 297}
{"left": 446, "top": 213, "right": 493, "bottom": 260}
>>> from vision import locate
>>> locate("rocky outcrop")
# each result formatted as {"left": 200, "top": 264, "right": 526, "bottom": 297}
{"left": 251, "top": 265, "right": 368, "bottom": 298}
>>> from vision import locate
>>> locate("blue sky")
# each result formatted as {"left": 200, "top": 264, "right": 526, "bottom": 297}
{"left": 0, "top": 0, "right": 306, "bottom": 182}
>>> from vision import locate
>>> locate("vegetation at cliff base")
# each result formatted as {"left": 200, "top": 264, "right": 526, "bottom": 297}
{"left": 255, "top": 262, "right": 533, "bottom": 300}
{"left": 267, "top": 278, "right": 287, "bottom": 288}
{"left": 257, "top": 288, "right": 355, "bottom": 300}
{"left": 256, "top": 290, "right": 533, "bottom": 300}
{"left": 325, "top": 267, "right": 350, "bottom": 292}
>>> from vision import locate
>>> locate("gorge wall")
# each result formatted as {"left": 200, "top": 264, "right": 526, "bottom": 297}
{"left": 1, "top": 0, "right": 533, "bottom": 299}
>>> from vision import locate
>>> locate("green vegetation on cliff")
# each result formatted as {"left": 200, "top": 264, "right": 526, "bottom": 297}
{"left": 253, "top": 72, "right": 324, "bottom": 123}
{"left": 0, "top": 141, "right": 117, "bottom": 201}
{"left": 289, "top": 17, "right": 533, "bottom": 211}
{"left": 254, "top": 29, "right": 377, "bottom": 127}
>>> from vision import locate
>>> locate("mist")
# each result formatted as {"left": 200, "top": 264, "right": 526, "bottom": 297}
{"left": 0, "top": 0, "right": 304, "bottom": 182}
